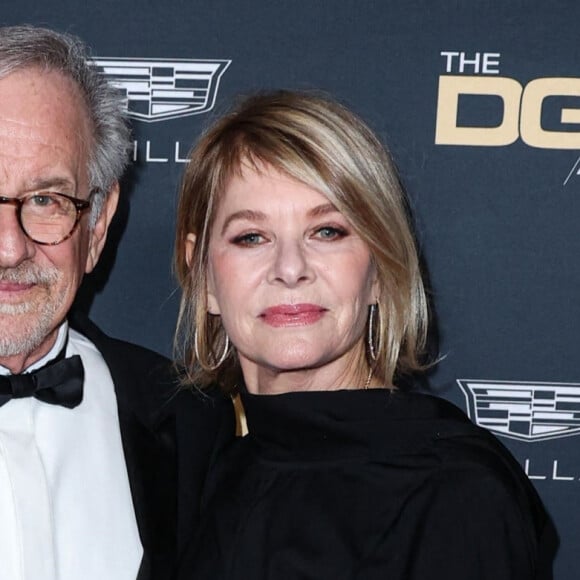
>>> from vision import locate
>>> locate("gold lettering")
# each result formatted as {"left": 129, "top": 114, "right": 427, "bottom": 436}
{"left": 520, "top": 78, "right": 580, "bottom": 149}
{"left": 435, "top": 75, "right": 580, "bottom": 149}
{"left": 435, "top": 75, "right": 521, "bottom": 146}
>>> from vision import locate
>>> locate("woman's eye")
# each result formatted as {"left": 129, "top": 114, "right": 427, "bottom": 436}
{"left": 314, "top": 226, "right": 348, "bottom": 240}
{"left": 232, "top": 232, "right": 265, "bottom": 246}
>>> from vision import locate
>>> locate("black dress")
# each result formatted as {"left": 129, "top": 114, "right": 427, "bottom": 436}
{"left": 177, "top": 388, "right": 551, "bottom": 580}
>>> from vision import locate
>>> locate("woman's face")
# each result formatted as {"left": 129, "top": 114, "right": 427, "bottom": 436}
{"left": 199, "top": 163, "right": 377, "bottom": 394}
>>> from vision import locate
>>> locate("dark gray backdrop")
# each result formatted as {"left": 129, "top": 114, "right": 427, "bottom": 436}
{"left": 4, "top": 1, "right": 579, "bottom": 577}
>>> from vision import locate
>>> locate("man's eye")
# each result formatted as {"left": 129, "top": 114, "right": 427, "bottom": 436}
{"left": 30, "top": 194, "right": 56, "bottom": 207}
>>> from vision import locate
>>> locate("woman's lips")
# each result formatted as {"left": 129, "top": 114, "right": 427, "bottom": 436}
{"left": 260, "top": 303, "right": 326, "bottom": 327}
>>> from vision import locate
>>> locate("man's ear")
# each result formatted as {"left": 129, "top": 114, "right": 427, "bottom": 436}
{"left": 186, "top": 232, "right": 221, "bottom": 315}
{"left": 85, "top": 183, "right": 120, "bottom": 274}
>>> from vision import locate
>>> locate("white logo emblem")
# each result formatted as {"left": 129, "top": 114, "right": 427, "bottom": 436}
{"left": 458, "top": 379, "right": 580, "bottom": 442}
{"left": 93, "top": 58, "right": 231, "bottom": 122}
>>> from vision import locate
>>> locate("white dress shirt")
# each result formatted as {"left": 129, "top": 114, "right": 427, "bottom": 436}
{"left": 0, "top": 322, "right": 143, "bottom": 580}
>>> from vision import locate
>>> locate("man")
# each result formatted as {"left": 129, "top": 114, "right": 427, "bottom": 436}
{"left": 0, "top": 25, "right": 233, "bottom": 580}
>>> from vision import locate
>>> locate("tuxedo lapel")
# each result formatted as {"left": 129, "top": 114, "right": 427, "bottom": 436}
{"left": 69, "top": 313, "right": 178, "bottom": 580}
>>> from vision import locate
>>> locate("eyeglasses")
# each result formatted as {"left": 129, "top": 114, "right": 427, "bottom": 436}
{"left": 0, "top": 190, "right": 96, "bottom": 246}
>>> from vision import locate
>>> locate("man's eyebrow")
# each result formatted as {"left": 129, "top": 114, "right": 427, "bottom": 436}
{"left": 26, "top": 177, "right": 77, "bottom": 192}
{"left": 221, "top": 209, "right": 267, "bottom": 235}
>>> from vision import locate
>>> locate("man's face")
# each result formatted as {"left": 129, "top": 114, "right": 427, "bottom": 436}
{"left": 0, "top": 68, "right": 117, "bottom": 372}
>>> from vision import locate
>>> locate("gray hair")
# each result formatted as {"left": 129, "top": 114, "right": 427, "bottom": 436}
{"left": 0, "top": 25, "right": 131, "bottom": 224}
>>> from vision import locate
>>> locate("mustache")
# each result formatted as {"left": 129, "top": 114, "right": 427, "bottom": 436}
{"left": 0, "top": 263, "right": 60, "bottom": 285}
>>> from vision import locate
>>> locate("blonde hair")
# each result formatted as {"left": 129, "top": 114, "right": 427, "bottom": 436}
{"left": 174, "top": 90, "right": 429, "bottom": 391}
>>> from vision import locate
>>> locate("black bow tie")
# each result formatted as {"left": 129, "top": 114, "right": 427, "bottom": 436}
{"left": 0, "top": 354, "right": 84, "bottom": 409}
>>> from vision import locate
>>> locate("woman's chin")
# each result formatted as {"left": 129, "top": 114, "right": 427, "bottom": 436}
{"left": 262, "top": 344, "right": 328, "bottom": 373}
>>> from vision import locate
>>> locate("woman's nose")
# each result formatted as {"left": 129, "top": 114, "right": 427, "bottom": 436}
{"left": 267, "top": 238, "right": 315, "bottom": 287}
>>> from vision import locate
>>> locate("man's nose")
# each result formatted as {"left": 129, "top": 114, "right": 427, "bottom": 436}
{"left": 0, "top": 205, "right": 34, "bottom": 268}
{"left": 267, "top": 238, "right": 315, "bottom": 287}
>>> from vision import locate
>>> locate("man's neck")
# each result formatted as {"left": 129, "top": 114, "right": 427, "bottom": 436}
{"left": 0, "top": 323, "right": 67, "bottom": 374}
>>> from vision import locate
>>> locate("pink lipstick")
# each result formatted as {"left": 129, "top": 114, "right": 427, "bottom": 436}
{"left": 260, "top": 303, "right": 325, "bottom": 327}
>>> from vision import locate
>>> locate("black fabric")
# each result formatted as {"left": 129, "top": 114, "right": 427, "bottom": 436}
{"left": 177, "top": 388, "right": 551, "bottom": 580}
{"left": 68, "top": 312, "right": 236, "bottom": 580}
{"left": 0, "top": 354, "right": 84, "bottom": 408}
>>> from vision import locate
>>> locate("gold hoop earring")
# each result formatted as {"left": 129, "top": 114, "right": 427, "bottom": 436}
{"left": 194, "top": 328, "right": 230, "bottom": 371}
{"left": 367, "top": 303, "right": 379, "bottom": 362}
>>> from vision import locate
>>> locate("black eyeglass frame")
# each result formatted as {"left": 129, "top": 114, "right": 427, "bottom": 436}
{"left": 0, "top": 190, "right": 98, "bottom": 246}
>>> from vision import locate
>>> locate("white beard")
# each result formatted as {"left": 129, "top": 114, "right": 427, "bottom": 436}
{"left": 0, "top": 263, "right": 62, "bottom": 358}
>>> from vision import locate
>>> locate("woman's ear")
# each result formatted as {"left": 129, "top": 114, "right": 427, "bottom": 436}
{"left": 369, "top": 265, "right": 380, "bottom": 305}
{"left": 187, "top": 232, "right": 221, "bottom": 315}
{"left": 185, "top": 233, "right": 196, "bottom": 267}
{"left": 206, "top": 266, "right": 221, "bottom": 315}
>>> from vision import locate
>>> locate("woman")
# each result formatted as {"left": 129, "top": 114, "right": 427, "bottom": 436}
{"left": 174, "top": 91, "right": 549, "bottom": 579}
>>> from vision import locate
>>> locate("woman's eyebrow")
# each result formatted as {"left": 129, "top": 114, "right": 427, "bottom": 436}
{"left": 220, "top": 204, "right": 340, "bottom": 235}
{"left": 221, "top": 209, "right": 267, "bottom": 234}
{"left": 308, "top": 203, "right": 339, "bottom": 218}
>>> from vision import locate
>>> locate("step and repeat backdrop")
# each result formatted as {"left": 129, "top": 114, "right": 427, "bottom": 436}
{"left": 4, "top": 1, "right": 578, "bottom": 576}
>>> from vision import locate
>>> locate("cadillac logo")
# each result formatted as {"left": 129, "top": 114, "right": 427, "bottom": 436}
{"left": 92, "top": 57, "right": 231, "bottom": 122}
{"left": 458, "top": 379, "right": 580, "bottom": 442}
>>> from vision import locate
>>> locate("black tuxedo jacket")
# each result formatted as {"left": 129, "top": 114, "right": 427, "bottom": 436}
{"left": 69, "top": 313, "right": 234, "bottom": 580}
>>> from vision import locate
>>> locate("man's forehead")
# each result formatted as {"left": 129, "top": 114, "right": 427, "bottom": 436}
{"left": 0, "top": 67, "right": 92, "bottom": 188}
{"left": 0, "top": 67, "right": 90, "bottom": 130}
